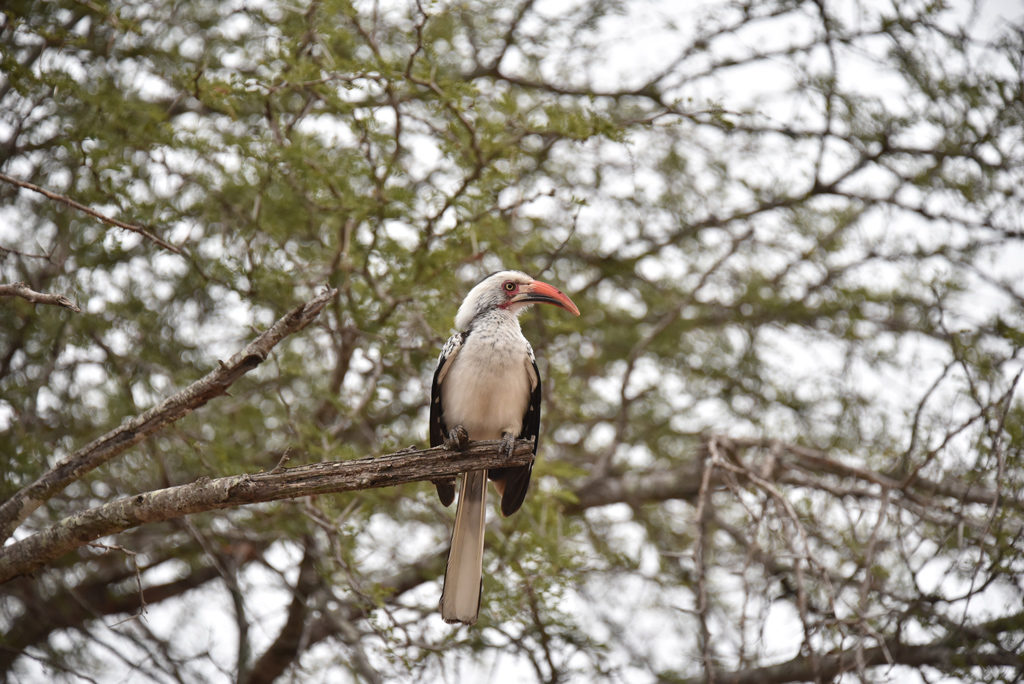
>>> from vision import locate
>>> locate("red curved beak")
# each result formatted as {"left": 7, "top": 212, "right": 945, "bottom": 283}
{"left": 514, "top": 280, "right": 581, "bottom": 316}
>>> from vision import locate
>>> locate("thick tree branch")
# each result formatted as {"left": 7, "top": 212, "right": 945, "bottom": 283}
{"left": 0, "top": 288, "right": 337, "bottom": 543}
{"left": 0, "top": 439, "right": 534, "bottom": 583}
{"left": 0, "top": 282, "right": 81, "bottom": 312}
{"left": 567, "top": 460, "right": 707, "bottom": 513}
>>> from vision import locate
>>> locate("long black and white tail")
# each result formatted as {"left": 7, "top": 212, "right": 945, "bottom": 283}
{"left": 440, "top": 470, "right": 486, "bottom": 624}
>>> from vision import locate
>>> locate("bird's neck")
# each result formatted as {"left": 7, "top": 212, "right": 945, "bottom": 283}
{"left": 466, "top": 307, "right": 528, "bottom": 344}
{"left": 464, "top": 307, "right": 522, "bottom": 335}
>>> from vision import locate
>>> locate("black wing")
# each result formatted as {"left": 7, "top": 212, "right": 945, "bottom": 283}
{"left": 429, "top": 332, "right": 466, "bottom": 506}
{"left": 490, "top": 353, "right": 541, "bottom": 517}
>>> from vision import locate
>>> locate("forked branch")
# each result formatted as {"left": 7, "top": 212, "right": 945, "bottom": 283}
{"left": 0, "top": 288, "right": 338, "bottom": 542}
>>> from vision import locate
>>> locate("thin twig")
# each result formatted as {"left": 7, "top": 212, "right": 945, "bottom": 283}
{"left": 0, "top": 245, "right": 53, "bottom": 261}
{"left": 693, "top": 437, "right": 721, "bottom": 681}
{"left": 0, "top": 171, "right": 182, "bottom": 255}
{"left": 86, "top": 542, "right": 147, "bottom": 624}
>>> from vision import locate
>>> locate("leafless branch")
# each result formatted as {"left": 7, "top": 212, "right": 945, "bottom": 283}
{"left": 693, "top": 437, "right": 721, "bottom": 680}
{"left": 568, "top": 459, "right": 706, "bottom": 512}
{"left": 0, "top": 438, "right": 534, "bottom": 583}
{"left": 0, "top": 540, "right": 268, "bottom": 675}
{"left": 240, "top": 538, "right": 319, "bottom": 684}
{"left": 85, "top": 542, "right": 147, "bottom": 625}
{"left": 0, "top": 288, "right": 338, "bottom": 542}
{"left": 0, "top": 281, "right": 81, "bottom": 312}
{"left": 686, "top": 612, "right": 1024, "bottom": 684}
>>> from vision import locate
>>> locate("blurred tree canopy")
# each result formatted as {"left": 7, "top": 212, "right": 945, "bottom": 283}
{"left": 2, "top": 0, "right": 1023, "bottom": 681}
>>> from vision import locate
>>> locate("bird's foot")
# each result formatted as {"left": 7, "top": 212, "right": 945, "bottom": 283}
{"left": 500, "top": 432, "right": 516, "bottom": 460}
{"left": 444, "top": 425, "right": 469, "bottom": 452}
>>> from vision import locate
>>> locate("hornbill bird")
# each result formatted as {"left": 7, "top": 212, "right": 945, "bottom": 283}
{"left": 429, "top": 270, "right": 580, "bottom": 624}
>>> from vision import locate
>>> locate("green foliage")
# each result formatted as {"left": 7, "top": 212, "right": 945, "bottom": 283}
{"left": 2, "top": 0, "right": 1024, "bottom": 682}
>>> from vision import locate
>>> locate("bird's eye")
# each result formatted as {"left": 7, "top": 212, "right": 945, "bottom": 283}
{"left": 503, "top": 281, "right": 517, "bottom": 292}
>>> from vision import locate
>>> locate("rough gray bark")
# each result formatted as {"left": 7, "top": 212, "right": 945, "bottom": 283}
{"left": 0, "top": 281, "right": 80, "bottom": 312}
{"left": 0, "top": 438, "right": 534, "bottom": 583}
